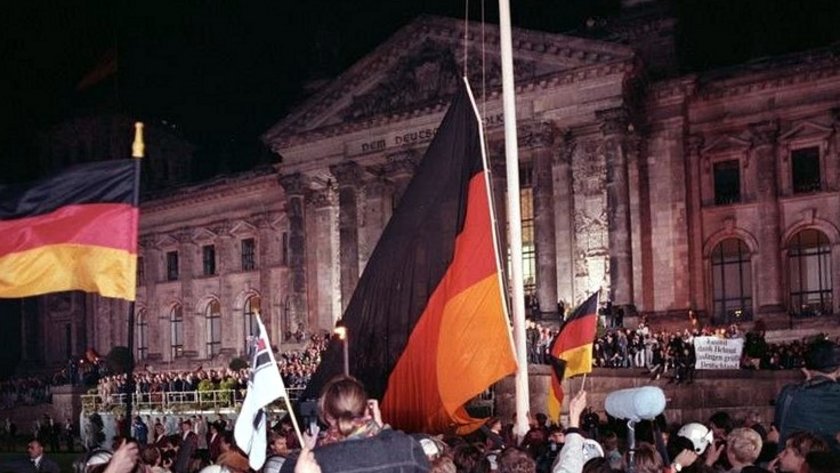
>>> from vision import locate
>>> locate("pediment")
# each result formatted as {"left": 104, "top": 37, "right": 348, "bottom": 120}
{"left": 192, "top": 227, "right": 218, "bottom": 243}
{"left": 229, "top": 220, "right": 257, "bottom": 237}
{"left": 780, "top": 120, "right": 834, "bottom": 142}
{"left": 156, "top": 234, "right": 179, "bottom": 249}
{"left": 701, "top": 135, "right": 751, "bottom": 155}
{"left": 263, "top": 15, "right": 634, "bottom": 150}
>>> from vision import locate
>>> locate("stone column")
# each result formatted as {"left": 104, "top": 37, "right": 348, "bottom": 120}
{"left": 255, "top": 214, "right": 276, "bottom": 342}
{"left": 686, "top": 136, "right": 706, "bottom": 312}
{"left": 522, "top": 122, "right": 560, "bottom": 316}
{"left": 383, "top": 151, "right": 420, "bottom": 208}
{"left": 329, "top": 161, "right": 365, "bottom": 311}
{"left": 175, "top": 230, "right": 196, "bottom": 357}
{"left": 488, "top": 144, "right": 508, "bottom": 262}
{"left": 359, "top": 176, "right": 393, "bottom": 273}
{"left": 750, "top": 121, "right": 784, "bottom": 316}
{"left": 598, "top": 108, "right": 634, "bottom": 307}
{"left": 278, "top": 173, "right": 310, "bottom": 332}
{"left": 553, "top": 136, "right": 575, "bottom": 308}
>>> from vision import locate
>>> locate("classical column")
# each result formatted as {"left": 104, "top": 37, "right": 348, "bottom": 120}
{"left": 521, "top": 122, "right": 560, "bottom": 315}
{"left": 488, "top": 142, "right": 508, "bottom": 263}
{"left": 329, "top": 161, "right": 365, "bottom": 310}
{"left": 175, "top": 229, "right": 196, "bottom": 357}
{"left": 278, "top": 173, "right": 310, "bottom": 333}
{"left": 553, "top": 135, "right": 575, "bottom": 308}
{"left": 308, "top": 188, "right": 341, "bottom": 332}
{"left": 383, "top": 151, "right": 420, "bottom": 207}
{"left": 686, "top": 135, "right": 706, "bottom": 312}
{"left": 597, "top": 108, "right": 634, "bottom": 307}
{"left": 750, "top": 121, "right": 784, "bottom": 316}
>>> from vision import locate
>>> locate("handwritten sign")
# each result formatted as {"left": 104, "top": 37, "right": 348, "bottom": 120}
{"left": 694, "top": 336, "right": 744, "bottom": 370}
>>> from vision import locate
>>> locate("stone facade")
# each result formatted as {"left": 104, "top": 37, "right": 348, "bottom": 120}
{"left": 26, "top": 12, "right": 840, "bottom": 369}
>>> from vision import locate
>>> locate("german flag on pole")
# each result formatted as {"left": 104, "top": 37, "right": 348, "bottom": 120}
{"left": 302, "top": 78, "right": 516, "bottom": 434}
{"left": 0, "top": 160, "right": 139, "bottom": 301}
{"left": 547, "top": 291, "right": 599, "bottom": 423}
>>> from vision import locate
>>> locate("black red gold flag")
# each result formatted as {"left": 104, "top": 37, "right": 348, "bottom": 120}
{"left": 0, "top": 160, "right": 138, "bottom": 301}
{"left": 303, "top": 79, "right": 516, "bottom": 434}
{"left": 547, "top": 291, "right": 599, "bottom": 422}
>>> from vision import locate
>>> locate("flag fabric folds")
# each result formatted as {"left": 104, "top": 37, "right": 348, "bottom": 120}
{"left": 303, "top": 78, "right": 516, "bottom": 434}
{"left": 547, "top": 291, "right": 599, "bottom": 423}
{"left": 234, "top": 313, "right": 287, "bottom": 470}
{"left": 0, "top": 160, "right": 139, "bottom": 301}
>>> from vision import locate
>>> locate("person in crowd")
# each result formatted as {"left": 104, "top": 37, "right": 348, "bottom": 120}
{"left": 497, "top": 447, "right": 537, "bottom": 473}
{"left": 551, "top": 390, "right": 604, "bottom": 473}
{"left": 482, "top": 417, "right": 507, "bottom": 451}
{"left": 207, "top": 422, "right": 223, "bottom": 464}
{"left": 173, "top": 419, "right": 197, "bottom": 473}
{"left": 768, "top": 431, "right": 829, "bottom": 473}
{"left": 131, "top": 417, "right": 148, "bottom": 446}
{"left": 622, "top": 442, "right": 662, "bottom": 473}
{"left": 280, "top": 375, "right": 428, "bottom": 473}
{"left": 664, "top": 422, "right": 713, "bottom": 473}
{"left": 802, "top": 451, "right": 840, "bottom": 473}
{"left": 774, "top": 338, "right": 840, "bottom": 451}
{"left": 0, "top": 439, "right": 60, "bottom": 473}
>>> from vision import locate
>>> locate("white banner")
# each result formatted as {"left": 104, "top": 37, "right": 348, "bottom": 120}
{"left": 693, "top": 336, "right": 744, "bottom": 369}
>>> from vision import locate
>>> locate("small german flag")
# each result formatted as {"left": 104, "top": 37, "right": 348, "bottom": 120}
{"left": 303, "top": 79, "right": 516, "bottom": 434}
{"left": 0, "top": 160, "right": 139, "bottom": 301}
{"left": 547, "top": 291, "right": 599, "bottom": 423}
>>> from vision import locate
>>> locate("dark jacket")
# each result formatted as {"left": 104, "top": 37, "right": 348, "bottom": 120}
{"left": 774, "top": 375, "right": 840, "bottom": 451}
{"left": 280, "top": 429, "right": 429, "bottom": 473}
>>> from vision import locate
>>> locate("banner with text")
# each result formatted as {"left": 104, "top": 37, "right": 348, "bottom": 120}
{"left": 694, "top": 336, "right": 744, "bottom": 370}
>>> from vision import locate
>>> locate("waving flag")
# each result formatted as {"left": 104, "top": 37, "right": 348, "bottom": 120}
{"left": 0, "top": 160, "right": 139, "bottom": 301}
{"left": 303, "top": 78, "right": 516, "bottom": 434}
{"left": 547, "top": 291, "right": 599, "bottom": 423}
{"left": 234, "top": 313, "right": 286, "bottom": 470}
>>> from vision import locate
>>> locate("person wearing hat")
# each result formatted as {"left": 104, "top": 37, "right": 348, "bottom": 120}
{"left": 773, "top": 338, "right": 840, "bottom": 452}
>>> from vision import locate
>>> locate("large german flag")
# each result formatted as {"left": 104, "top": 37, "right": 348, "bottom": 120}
{"left": 302, "top": 79, "right": 516, "bottom": 434}
{"left": 0, "top": 160, "right": 138, "bottom": 301}
{"left": 547, "top": 291, "right": 599, "bottom": 423}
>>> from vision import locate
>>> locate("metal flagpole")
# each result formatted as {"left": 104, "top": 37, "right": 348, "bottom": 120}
{"left": 124, "top": 122, "right": 144, "bottom": 437}
{"left": 497, "top": 0, "right": 530, "bottom": 439}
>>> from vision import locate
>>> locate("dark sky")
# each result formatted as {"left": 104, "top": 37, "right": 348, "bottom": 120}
{"left": 1, "top": 0, "right": 838, "bottom": 183}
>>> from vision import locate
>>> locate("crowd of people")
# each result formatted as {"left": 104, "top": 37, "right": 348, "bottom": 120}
{"left": 17, "top": 340, "right": 836, "bottom": 473}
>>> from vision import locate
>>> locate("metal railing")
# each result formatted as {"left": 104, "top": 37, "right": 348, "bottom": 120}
{"left": 81, "top": 387, "right": 305, "bottom": 413}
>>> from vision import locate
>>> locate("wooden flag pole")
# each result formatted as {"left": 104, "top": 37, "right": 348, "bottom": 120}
{"left": 282, "top": 395, "right": 306, "bottom": 448}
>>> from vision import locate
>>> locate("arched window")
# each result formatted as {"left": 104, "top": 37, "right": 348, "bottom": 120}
{"left": 136, "top": 309, "right": 148, "bottom": 361}
{"left": 170, "top": 304, "right": 184, "bottom": 359}
{"left": 244, "top": 295, "right": 261, "bottom": 349}
{"left": 206, "top": 300, "right": 222, "bottom": 357}
{"left": 789, "top": 229, "right": 832, "bottom": 316}
{"left": 711, "top": 238, "right": 752, "bottom": 323}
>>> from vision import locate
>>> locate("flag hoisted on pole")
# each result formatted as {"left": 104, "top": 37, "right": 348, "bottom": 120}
{"left": 547, "top": 291, "right": 600, "bottom": 423}
{"left": 234, "top": 312, "right": 300, "bottom": 470}
{"left": 0, "top": 156, "right": 140, "bottom": 301}
{"left": 302, "top": 77, "right": 517, "bottom": 435}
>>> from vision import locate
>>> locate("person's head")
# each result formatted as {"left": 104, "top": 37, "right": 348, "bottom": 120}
{"left": 709, "top": 411, "right": 733, "bottom": 440}
{"left": 27, "top": 439, "right": 44, "bottom": 459}
{"left": 496, "top": 447, "right": 536, "bottom": 473}
{"left": 581, "top": 457, "right": 613, "bottom": 473}
{"left": 318, "top": 375, "right": 368, "bottom": 436}
{"left": 141, "top": 446, "right": 162, "bottom": 467}
{"left": 268, "top": 430, "right": 289, "bottom": 456}
{"left": 602, "top": 430, "right": 618, "bottom": 451}
{"left": 486, "top": 417, "right": 502, "bottom": 433}
{"left": 220, "top": 431, "right": 234, "bottom": 452}
{"left": 181, "top": 419, "right": 192, "bottom": 433}
{"left": 805, "top": 339, "right": 840, "bottom": 376}
{"left": 548, "top": 427, "right": 565, "bottom": 445}
{"left": 452, "top": 443, "right": 484, "bottom": 473}
{"left": 535, "top": 413, "right": 547, "bottom": 428}
{"left": 429, "top": 456, "right": 456, "bottom": 473}
{"left": 777, "top": 431, "right": 829, "bottom": 472}
{"left": 626, "top": 443, "right": 663, "bottom": 473}
{"left": 725, "top": 427, "right": 762, "bottom": 466}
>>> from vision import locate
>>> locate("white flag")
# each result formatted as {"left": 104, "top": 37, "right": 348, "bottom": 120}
{"left": 234, "top": 313, "right": 287, "bottom": 470}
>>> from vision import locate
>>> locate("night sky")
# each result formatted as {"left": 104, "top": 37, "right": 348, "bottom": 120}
{"left": 0, "top": 0, "right": 838, "bottom": 375}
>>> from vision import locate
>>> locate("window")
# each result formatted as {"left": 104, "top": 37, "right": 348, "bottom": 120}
{"left": 505, "top": 162, "right": 536, "bottom": 296}
{"left": 202, "top": 245, "right": 216, "bottom": 276}
{"left": 170, "top": 304, "right": 184, "bottom": 359}
{"left": 714, "top": 160, "right": 741, "bottom": 205}
{"left": 137, "top": 256, "right": 145, "bottom": 286}
{"left": 789, "top": 229, "right": 832, "bottom": 317}
{"left": 520, "top": 163, "right": 536, "bottom": 297}
{"left": 711, "top": 238, "right": 752, "bottom": 323}
{"left": 166, "top": 251, "right": 179, "bottom": 281}
{"left": 244, "top": 295, "right": 261, "bottom": 350}
{"left": 136, "top": 310, "right": 148, "bottom": 360}
{"left": 241, "top": 238, "right": 256, "bottom": 271}
{"left": 791, "top": 147, "right": 821, "bottom": 194}
{"left": 206, "top": 300, "right": 222, "bottom": 357}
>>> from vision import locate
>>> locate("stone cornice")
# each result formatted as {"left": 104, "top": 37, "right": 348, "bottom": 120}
{"left": 330, "top": 161, "right": 366, "bottom": 186}
{"left": 278, "top": 172, "right": 311, "bottom": 196}
{"left": 518, "top": 121, "right": 562, "bottom": 150}
{"left": 270, "top": 59, "right": 635, "bottom": 152}
{"left": 694, "top": 49, "right": 840, "bottom": 102}
{"left": 141, "top": 172, "right": 277, "bottom": 214}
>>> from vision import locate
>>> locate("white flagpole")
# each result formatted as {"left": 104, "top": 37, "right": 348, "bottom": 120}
{"left": 498, "top": 0, "right": 530, "bottom": 440}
